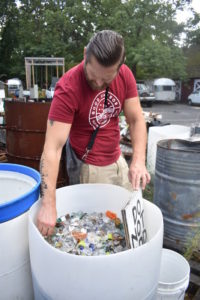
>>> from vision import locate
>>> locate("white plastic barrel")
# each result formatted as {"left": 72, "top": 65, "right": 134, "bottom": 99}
{"left": 29, "top": 184, "right": 164, "bottom": 300}
{"left": 156, "top": 249, "right": 190, "bottom": 300}
{"left": 0, "top": 163, "right": 41, "bottom": 300}
{"left": 147, "top": 125, "right": 190, "bottom": 176}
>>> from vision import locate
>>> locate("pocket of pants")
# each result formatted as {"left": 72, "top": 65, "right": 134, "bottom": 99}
{"left": 116, "top": 155, "right": 131, "bottom": 187}
{"left": 80, "top": 163, "right": 89, "bottom": 183}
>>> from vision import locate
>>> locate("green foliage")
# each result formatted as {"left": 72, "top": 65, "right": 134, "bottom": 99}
{"left": 0, "top": 1, "right": 20, "bottom": 78}
{"left": 184, "top": 228, "right": 200, "bottom": 261}
{"left": 143, "top": 182, "right": 154, "bottom": 203}
{"left": 0, "top": 0, "right": 196, "bottom": 83}
{"left": 135, "top": 39, "right": 187, "bottom": 80}
{"left": 185, "top": 10, "right": 200, "bottom": 46}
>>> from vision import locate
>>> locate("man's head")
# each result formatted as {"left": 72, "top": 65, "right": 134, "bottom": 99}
{"left": 84, "top": 30, "right": 125, "bottom": 90}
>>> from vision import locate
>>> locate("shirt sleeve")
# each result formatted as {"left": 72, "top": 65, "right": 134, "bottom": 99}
{"left": 48, "top": 77, "right": 78, "bottom": 124}
{"left": 123, "top": 65, "right": 138, "bottom": 100}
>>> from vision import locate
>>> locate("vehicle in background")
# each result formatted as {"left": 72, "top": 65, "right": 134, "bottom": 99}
{"left": 153, "top": 78, "right": 176, "bottom": 102}
{"left": 7, "top": 78, "right": 23, "bottom": 97}
{"left": 46, "top": 86, "right": 55, "bottom": 99}
{"left": 136, "top": 83, "right": 155, "bottom": 107}
{"left": 188, "top": 90, "right": 200, "bottom": 105}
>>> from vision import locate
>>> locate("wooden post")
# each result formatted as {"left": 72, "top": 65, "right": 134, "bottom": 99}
{"left": 45, "top": 64, "right": 48, "bottom": 89}
{"left": 62, "top": 59, "right": 65, "bottom": 75}
{"left": 25, "top": 61, "right": 28, "bottom": 90}
{"left": 32, "top": 59, "right": 35, "bottom": 86}
{"left": 56, "top": 60, "right": 59, "bottom": 78}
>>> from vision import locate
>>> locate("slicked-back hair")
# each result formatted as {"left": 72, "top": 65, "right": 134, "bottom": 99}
{"left": 85, "top": 30, "right": 125, "bottom": 67}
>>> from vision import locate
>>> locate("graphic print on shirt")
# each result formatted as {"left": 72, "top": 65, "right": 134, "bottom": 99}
{"left": 89, "top": 91, "right": 121, "bottom": 129}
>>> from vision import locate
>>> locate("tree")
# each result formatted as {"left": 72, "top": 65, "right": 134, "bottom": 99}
{"left": 101, "top": 0, "right": 187, "bottom": 79}
{"left": 0, "top": 1, "right": 19, "bottom": 78}
{"left": 181, "top": 6, "right": 200, "bottom": 79}
{"left": 0, "top": 0, "right": 195, "bottom": 83}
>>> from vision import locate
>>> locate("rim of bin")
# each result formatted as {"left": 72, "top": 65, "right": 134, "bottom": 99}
{"left": 0, "top": 163, "right": 41, "bottom": 223}
{"left": 157, "top": 139, "right": 200, "bottom": 153}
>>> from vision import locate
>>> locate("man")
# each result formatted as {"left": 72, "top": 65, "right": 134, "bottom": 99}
{"left": 37, "top": 30, "right": 150, "bottom": 236}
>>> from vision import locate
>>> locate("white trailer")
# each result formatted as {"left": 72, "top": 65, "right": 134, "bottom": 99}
{"left": 7, "top": 78, "right": 23, "bottom": 97}
{"left": 153, "top": 78, "right": 176, "bottom": 102}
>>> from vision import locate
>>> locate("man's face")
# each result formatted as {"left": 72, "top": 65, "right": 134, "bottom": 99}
{"left": 84, "top": 55, "right": 120, "bottom": 91}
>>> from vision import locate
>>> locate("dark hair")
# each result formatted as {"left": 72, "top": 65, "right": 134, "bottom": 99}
{"left": 85, "top": 30, "right": 125, "bottom": 67}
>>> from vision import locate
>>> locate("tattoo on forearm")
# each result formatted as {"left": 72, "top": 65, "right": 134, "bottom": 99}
{"left": 49, "top": 119, "right": 54, "bottom": 126}
{"left": 40, "top": 158, "right": 48, "bottom": 197}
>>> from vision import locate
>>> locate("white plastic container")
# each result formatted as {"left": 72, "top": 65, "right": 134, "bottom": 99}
{"left": 156, "top": 249, "right": 190, "bottom": 300}
{"left": 1, "top": 212, "right": 34, "bottom": 299}
{"left": 29, "top": 184, "right": 164, "bottom": 300}
{"left": 0, "top": 163, "right": 40, "bottom": 300}
{"left": 147, "top": 125, "right": 190, "bottom": 176}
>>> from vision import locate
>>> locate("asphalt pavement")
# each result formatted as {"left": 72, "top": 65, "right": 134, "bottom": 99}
{"left": 143, "top": 102, "right": 200, "bottom": 127}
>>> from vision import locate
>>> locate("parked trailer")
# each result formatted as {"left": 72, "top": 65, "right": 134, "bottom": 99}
{"left": 7, "top": 78, "right": 23, "bottom": 97}
{"left": 153, "top": 78, "right": 176, "bottom": 102}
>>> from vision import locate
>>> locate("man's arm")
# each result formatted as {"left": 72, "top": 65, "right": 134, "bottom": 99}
{"left": 37, "top": 119, "right": 71, "bottom": 236}
{"left": 123, "top": 96, "right": 150, "bottom": 190}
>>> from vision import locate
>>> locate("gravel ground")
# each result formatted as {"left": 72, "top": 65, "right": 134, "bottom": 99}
{"left": 143, "top": 102, "right": 200, "bottom": 127}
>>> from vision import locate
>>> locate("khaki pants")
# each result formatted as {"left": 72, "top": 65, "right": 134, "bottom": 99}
{"left": 80, "top": 155, "right": 132, "bottom": 191}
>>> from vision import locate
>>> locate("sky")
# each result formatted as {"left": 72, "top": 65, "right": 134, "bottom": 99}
{"left": 176, "top": 0, "right": 200, "bottom": 24}
{"left": 175, "top": 0, "right": 200, "bottom": 45}
{"left": 191, "top": 0, "right": 200, "bottom": 13}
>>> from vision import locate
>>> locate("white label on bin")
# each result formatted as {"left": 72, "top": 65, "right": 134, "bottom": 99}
{"left": 121, "top": 189, "right": 147, "bottom": 249}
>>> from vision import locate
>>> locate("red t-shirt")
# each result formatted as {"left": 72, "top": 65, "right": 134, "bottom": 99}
{"left": 48, "top": 61, "right": 138, "bottom": 166}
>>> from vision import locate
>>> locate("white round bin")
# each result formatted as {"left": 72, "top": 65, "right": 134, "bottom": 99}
{"left": 156, "top": 249, "right": 190, "bottom": 300}
{"left": 29, "top": 184, "right": 164, "bottom": 300}
{"left": 0, "top": 163, "right": 41, "bottom": 300}
{"left": 147, "top": 125, "right": 190, "bottom": 176}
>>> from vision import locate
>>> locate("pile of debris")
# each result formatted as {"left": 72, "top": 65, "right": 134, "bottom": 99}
{"left": 143, "top": 111, "right": 163, "bottom": 129}
{"left": 0, "top": 142, "right": 7, "bottom": 163}
{"left": 119, "top": 112, "right": 163, "bottom": 162}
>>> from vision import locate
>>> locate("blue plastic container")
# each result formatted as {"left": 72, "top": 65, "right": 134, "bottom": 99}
{"left": 0, "top": 163, "right": 40, "bottom": 222}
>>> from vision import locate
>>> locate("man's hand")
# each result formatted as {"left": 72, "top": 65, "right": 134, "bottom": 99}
{"left": 128, "top": 161, "right": 151, "bottom": 190}
{"left": 36, "top": 120, "right": 71, "bottom": 237}
{"left": 37, "top": 201, "right": 57, "bottom": 237}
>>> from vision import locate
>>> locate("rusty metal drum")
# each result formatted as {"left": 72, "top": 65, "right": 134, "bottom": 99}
{"left": 154, "top": 139, "right": 200, "bottom": 253}
{"left": 5, "top": 100, "right": 67, "bottom": 187}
